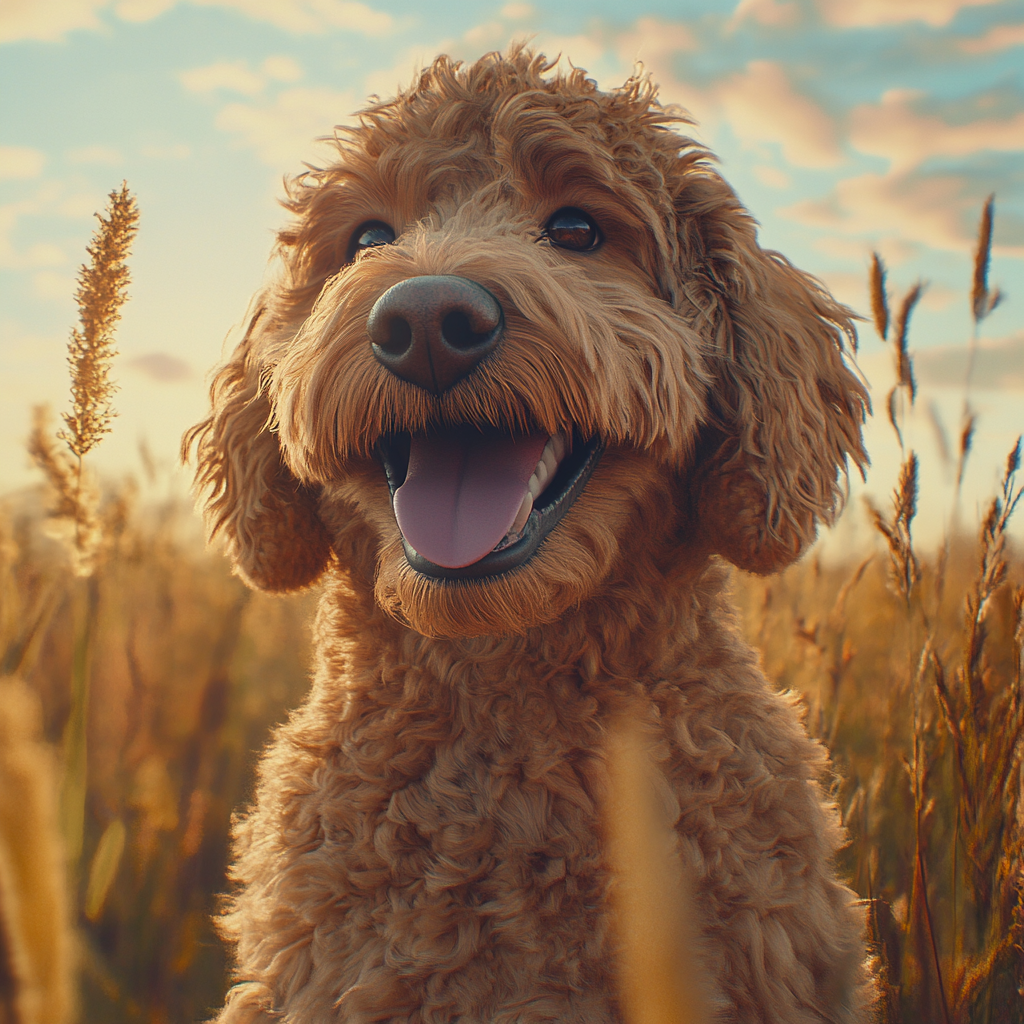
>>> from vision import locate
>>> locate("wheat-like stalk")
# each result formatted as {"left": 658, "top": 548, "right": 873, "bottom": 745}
{"left": 869, "top": 452, "right": 921, "bottom": 608}
{"left": 28, "top": 185, "right": 137, "bottom": 578}
{"left": 59, "top": 183, "right": 138, "bottom": 459}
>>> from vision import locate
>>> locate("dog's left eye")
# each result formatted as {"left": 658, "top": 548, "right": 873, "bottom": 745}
{"left": 541, "top": 208, "right": 601, "bottom": 252}
{"left": 349, "top": 221, "right": 396, "bottom": 260}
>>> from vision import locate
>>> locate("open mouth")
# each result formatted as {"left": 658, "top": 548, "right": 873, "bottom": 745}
{"left": 376, "top": 426, "right": 604, "bottom": 580}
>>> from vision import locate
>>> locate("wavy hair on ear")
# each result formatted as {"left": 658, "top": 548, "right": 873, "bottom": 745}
{"left": 672, "top": 169, "right": 869, "bottom": 574}
{"left": 183, "top": 303, "right": 332, "bottom": 592}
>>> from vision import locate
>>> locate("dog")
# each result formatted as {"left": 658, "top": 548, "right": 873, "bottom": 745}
{"left": 187, "top": 46, "right": 874, "bottom": 1023}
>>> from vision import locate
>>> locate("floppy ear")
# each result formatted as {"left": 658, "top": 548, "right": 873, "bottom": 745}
{"left": 183, "top": 305, "right": 332, "bottom": 592}
{"left": 673, "top": 170, "right": 868, "bottom": 574}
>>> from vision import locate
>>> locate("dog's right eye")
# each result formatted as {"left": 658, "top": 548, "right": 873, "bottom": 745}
{"left": 541, "top": 208, "right": 601, "bottom": 252}
{"left": 349, "top": 221, "right": 396, "bottom": 260}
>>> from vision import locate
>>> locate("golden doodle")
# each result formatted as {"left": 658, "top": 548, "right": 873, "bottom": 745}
{"left": 187, "top": 46, "right": 875, "bottom": 1023}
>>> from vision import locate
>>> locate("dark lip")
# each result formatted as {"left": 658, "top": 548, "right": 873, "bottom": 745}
{"left": 376, "top": 428, "right": 605, "bottom": 581}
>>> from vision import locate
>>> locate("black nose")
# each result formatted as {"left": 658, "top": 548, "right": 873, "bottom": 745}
{"left": 367, "top": 275, "right": 503, "bottom": 395}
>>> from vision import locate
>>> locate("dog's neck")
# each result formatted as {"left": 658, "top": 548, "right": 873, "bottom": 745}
{"left": 313, "top": 546, "right": 733, "bottom": 708}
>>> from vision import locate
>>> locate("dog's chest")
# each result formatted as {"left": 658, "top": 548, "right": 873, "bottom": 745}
{"left": 304, "top": 671, "right": 625, "bottom": 1019}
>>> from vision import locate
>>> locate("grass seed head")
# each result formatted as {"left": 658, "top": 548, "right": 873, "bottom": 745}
{"left": 893, "top": 283, "right": 923, "bottom": 405}
{"left": 59, "top": 183, "right": 138, "bottom": 459}
{"left": 870, "top": 252, "right": 889, "bottom": 341}
{"left": 971, "top": 195, "right": 1002, "bottom": 325}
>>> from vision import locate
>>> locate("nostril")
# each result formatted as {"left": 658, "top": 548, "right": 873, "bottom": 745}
{"left": 381, "top": 317, "right": 413, "bottom": 356}
{"left": 442, "top": 310, "right": 479, "bottom": 351}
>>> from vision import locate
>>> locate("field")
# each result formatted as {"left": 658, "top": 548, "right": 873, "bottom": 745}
{"left": 0, "top": 193, "right": 1020, "bottom": 1023}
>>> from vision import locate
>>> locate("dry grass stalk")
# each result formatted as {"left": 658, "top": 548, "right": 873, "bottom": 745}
{"left": 605, "top": 719, "right": 710, "bottom": 1024}
{"left": 869, "top": 453, "right": 921, "bottom": 607}
{"left": 932, "top": 441, "right": 1023, "bottom": 1020}
{"left": 28, "top": 184, "right": 137, "bottom": 578}
{"left": 21, "top": 187, "right": 138, "bottom": 937}
{"left": 870, "top": 252, "right": 890, "bottom": 342}
{"left": 892, "top": 284, "right": 922, "bottom": 403}
{"left": 970, "top": 195, "right": 1002, "bottom": 327}
{"left": 962, "top": 197, "right": 1002, "bottom": 474}
{"left": 955, "top": 415, "right": 976, "bottom": 503}
{"left": 842, "top": 199, "right": 1022, "bottom": 1023}
{"left": 873, "top": 254, "right": 922, "bottom": 453}
{"left": 59, "top": 183, "right": 138, "bottom": 460}
{"left": 0, "top": 679, "right": 74, "bottom": 1024}
{"left": 27, "top": 407, "right": 101, "bottom": 579}
{"left": 884, "top": 281, "right": 924, "bottom": 449}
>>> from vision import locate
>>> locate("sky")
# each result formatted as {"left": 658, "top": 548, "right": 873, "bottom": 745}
{"left": 1, "top": 0, "right": 1022, "bottom": 545}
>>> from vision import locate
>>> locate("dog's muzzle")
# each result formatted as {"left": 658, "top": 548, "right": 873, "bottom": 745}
{"left": 368, "top": 275, "right": 604, "bottom": 581}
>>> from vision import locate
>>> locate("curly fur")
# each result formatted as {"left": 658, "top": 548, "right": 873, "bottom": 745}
{"left": 186, "top": 47, "right": 875, "bottom": 1023}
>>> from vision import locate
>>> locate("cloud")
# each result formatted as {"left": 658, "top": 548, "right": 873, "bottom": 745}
{"left": 180, "top": 60, "right": 266, "bottom": 96}
{"left": 500, "top": 3, "right": 533, "bottom": 19}
{"left": 32, "top": 269, "right": 77, "bottom": 300}
{"left": 812, "top": 270, "right": 868, "bottom": 311}
{"left": 0, "top": 0, "right": 107, "bottom": 43}
{"left": 815, "top": 0, "right": 1001, "bottom": 28}
{"left": 714, "top": 61, "right": 842, "bottom": 168}
{"left": 814, "top": 234, "right": 917, "bottom": 266}
{"left": 727, "top": 0, "right": 799, "bottom": 30}
{"left": 262, "top": 54, "right": 303, "bottom": 82}
{"left": 66, "top": 145, "right": 122, "bottom": 165}
{"left": 181, "top": 55, "right": 305, "bottom": 98}
{"left": 115, "top": 0, "right": 174, "bottom": 20}
{"left": 216, "top": 86, "right": 356, "bottom": 166}
{"left": 613, "top": 16, "right": 698, "bottom": 62}
{"left": 0, "top": 182, "right": 105, "bottom": 272}
{"left": 463, "top": 21, "right": 506, "bottom": 49}
{"left": 127, "top": 352, "right": 194, "bottom": 382}
{"left": 0, "top": 146, "right": 46, "bottom": 180}
{"left": 752, "top": 165, "right": 791, "bottom": 189}
{"left": 189, "top": 0, "right": 393, "bottom": 35}
{"left": 960, "top": 21, "right": 1024, "bottom": 52}
{"left": 0, "top": 197, "right": 66, "bottom": 269}
{"left": 914, "top": 332, "right": 1024, "bottom": 389}
{"left": 180, "top": 57, "right": 353, "bottom": 166}
{"left": 782, "top": 168, "right": 1024, "bottom": 257}
{"left": 850, "top": 88, "right": 1024, "bottom": 173}
{"left": 0, "top": 0, "right": 392, "bottom": 43}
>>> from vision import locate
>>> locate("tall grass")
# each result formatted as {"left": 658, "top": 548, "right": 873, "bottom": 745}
{"left": 0, "top": 199, "right": 1020, "bottom": 1021}
{"left": 738, "top": 201, "right": 1022, "bottom": 1023}
{"left": 1, "top": 489, "right": 318, "bottom": 1021}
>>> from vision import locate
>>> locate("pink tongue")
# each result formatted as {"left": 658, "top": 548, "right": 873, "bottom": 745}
{"left": 394, "top": 428, "right": 548, "bottom": 568}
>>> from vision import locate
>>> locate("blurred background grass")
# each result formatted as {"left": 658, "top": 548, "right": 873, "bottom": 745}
{"left": 0, "top": 193, "right": 1020, "bottom": 1024}
{"left": 1, "top": 489, "right": 317, "bottom": 1022}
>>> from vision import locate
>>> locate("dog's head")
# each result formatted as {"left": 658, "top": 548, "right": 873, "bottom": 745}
{"left": 185, "top": 47, "right": 867, "bottom": 638}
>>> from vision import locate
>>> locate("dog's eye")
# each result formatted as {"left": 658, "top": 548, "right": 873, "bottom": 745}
{"left": 541, "top": 208, "right": 601, "bottom": 252}
{"left": 349, "top": 221, "right": 396, "bottom": 259}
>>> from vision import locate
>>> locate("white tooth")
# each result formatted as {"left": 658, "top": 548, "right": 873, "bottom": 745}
{"left": 510, "top": 491, "right": 533, "bottom": 534}
{"left": 527, "top": 471, "right": 542, "bottom": 498}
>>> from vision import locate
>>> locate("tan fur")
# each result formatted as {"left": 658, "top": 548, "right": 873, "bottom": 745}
{"left": 186, "top": 47, "right": 875, "bottom": 1023}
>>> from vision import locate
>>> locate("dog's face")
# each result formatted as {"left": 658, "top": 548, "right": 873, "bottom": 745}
{"left": 187, "top": 50, "right": 867, "bottom": 638}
